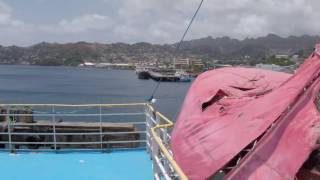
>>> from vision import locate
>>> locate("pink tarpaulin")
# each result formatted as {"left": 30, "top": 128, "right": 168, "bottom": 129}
{"left": 171, "top": 44, "right": 320, "bottom": 180}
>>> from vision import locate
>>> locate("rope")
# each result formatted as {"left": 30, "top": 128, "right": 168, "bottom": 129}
{"left": 147, "top": 0, "right": 205, "bottom": 102}
{"left": 147, "top": 79, "right": 162, "bottom": 102}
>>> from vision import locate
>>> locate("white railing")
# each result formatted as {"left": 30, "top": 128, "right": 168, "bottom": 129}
{"left": 0, "top": 103, "right": 147, "bottom": 151}
{"left": 0, "top": 103, "right": 188, "bottom": 180}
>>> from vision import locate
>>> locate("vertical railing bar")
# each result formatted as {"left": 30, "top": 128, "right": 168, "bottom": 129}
{"left": 145, "top": 105, "right": 151, "bottom": 155}
{"left": 162, "top": 123, "right": 171, "bottom": 176}
{"left": 159, "top": 109, "right": 171, "bottom": 177}
{"left": 6, "top": 106, "right": 12, "bottom": 151}
{"left": 152, "top": 105, "right": 162, "bottom": 179}
{"left": 52, "top": 105, "right": 57, "bottom": 151}
{"left": 99, "top": 105, "right": 103, "bottom": 150}
{"left": 155, "top": 113, "right": 161, "bottom": 141}
{"left": 146, "top": 106, "right": 149, "bottom": 152}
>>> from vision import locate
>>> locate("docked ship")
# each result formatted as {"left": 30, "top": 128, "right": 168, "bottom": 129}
{"left": 148, "top": 70, "right": 180, "bottom": 82}
{"left": 136, "top": 67, "right": 150, "bottom": 80}
{"left": 175, "top": 70, "right": 192, "bottom": 82}
{"left": 136, "top": 67, "right": 192, "bottom": 82}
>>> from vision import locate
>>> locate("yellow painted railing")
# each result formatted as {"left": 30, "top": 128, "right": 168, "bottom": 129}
{"left": 148, "top": 104, "right": 188, "bottom": 180}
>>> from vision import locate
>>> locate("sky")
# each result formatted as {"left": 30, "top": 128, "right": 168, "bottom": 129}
{"left": 0, "top": 0, "right": 319, "bottom": 46}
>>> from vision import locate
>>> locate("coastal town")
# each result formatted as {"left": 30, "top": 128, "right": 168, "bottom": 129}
{"left": 79, "top": 52, "right": 301, "bottom": 82}
{"left": 0, "top": 34, "right": 315, "bottom": 72}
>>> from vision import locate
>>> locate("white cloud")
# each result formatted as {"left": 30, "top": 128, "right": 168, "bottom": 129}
{"left": 233, "top": 15, "right": 267, "bottom": 37}
{"left": 38, "top": 13, "right": 113, "bottom": 35}
{"left": 58, "top": 14, "right": 113, "bottom": 33}
{"left": 105, "top": 0, "right": 320, "bottom": 43}
{"left": 0, "top": 1, "right": 24, "bottom": 27}
{"left": 0, "top": 4, "right": 11, "bottom": 24}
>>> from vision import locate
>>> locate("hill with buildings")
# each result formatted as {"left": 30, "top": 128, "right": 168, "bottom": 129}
{"left": 0, "top": 34, "right": 319, "bottom": 66}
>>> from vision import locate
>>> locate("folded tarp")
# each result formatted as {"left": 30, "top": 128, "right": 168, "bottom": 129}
{"left": 171, "top": 44, "right": 320, "bottom": 180}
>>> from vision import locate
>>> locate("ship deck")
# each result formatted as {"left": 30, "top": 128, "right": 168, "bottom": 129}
{"left": 0, "top": 150, "right": 152, "bottom": 180}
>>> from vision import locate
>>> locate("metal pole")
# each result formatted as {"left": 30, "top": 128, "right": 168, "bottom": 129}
{"left": 52, "top": 105, "right": 57, "bottom": 151}
{"left": 152, "top": 106, "right": 161, "bottom": 179}
{"left": 162, "top": 125, "right": 170, "bottom": 175}
{"left": 99, "top": 105, "right": 103, "bottom": 150}
{"left": 163, "top": 128, "right": 168, "bottom": 146}
{"left": 145, "top": 105, "right": 151, "bottom": 155}
{"left": 155, "top": 113, "right": 161, "bottom": 139}
{"left": 6, "top": 107, "right": 12, "bottom": 151}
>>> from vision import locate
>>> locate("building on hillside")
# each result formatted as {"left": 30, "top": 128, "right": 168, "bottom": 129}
{"left": 191, "top": 59, "right": 204, "bottom": 67}
{"left": 79, "top": 62, "right": 95, "bottom": 67}
{"left": 275, "top": 54, "right": 289, "bottom": 59}
{"left": 174, "top": 58, "right": 190, "bottom": 69}
{"left": 174, "top": 58, "right": 204, "bottom": 70}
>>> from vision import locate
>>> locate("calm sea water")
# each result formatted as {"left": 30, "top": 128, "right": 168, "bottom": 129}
{"left": 0, "top": 65, "right": 191, "bottom": 120}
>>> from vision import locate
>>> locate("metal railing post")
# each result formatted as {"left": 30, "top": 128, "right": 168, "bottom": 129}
{"left": 152, "top": 109, "right": 161, "bottom": 179}
{"left": 155, "top": 113, "right": 161, "bottom": 140}
{"left": 162, "top": 125, "right": 171, "bottom": 177}
{"left": 52, "top": 105, "right": 57, "bottom": 151}
{"left": 158, "top": 110, "right": 171, "bottom": 177}
{"left": 6, "top": 107, "right": 12, "bottom": 151}
{"left": 145, "top": 104, "right": 152, "bottom": 156}
{"left": 99, "top": 105, "right": 103, "bottom": 150}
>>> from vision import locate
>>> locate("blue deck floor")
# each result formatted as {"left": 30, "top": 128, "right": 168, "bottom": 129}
{"left": 0, "top": 150, "right": 153, "bottom": 180}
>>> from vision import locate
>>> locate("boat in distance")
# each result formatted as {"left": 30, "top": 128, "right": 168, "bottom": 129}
{"left": 136, "top": 67, "right": 192, "bottom": 82}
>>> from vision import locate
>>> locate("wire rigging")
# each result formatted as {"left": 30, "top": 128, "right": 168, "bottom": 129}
{"left": 176, "top": 0, "right": 205, "bottom": 51}
{"left": 147, "top": 0, "right": 205, "bottom": 102}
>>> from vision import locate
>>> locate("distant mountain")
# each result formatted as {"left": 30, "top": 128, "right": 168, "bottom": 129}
{"left": 177, "top": 34, "right": 320, "bottom": 60}
{"left": 0, "top": 34, "right": 319, "bottom": 66}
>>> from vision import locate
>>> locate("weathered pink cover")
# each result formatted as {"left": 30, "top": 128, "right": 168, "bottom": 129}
{"left": 171, "top": 45, "right": 320, "bottom": 180}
